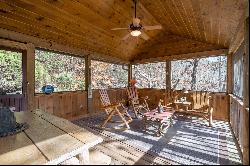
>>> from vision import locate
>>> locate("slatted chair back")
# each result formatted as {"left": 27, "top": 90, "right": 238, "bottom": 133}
{"left": 99, "top": 89, "right": 111, "bottom": 107}
{"left": 164, "top": 89, "right": 178, "bottom": 106}
{"left": 127, "top": 86, "right": 140, "bottom": 105}
{"left": 192, "top": 91, "right": 211, "bottom": 110}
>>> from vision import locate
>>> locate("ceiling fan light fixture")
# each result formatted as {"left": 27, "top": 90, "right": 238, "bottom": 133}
{"left": 130, "top": 30, "right": 141, "bottom": 37}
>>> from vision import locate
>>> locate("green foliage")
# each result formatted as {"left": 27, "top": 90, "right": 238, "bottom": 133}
{"left": 35, "top": 50, "right": 85, "bottom": 92}
{"left": 0, "top": 50, "right": 22, "bottom": 94}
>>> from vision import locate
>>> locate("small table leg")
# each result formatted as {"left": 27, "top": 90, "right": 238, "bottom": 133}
{"left": 157, "top": 120, "right": 164, "bottom": 136}
{"left": 77, "top": 149, "right": 90, "bottom": 165}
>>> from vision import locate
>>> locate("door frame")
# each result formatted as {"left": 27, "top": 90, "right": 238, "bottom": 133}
{"left": 0, "top": 39, "right": 35, "bottom": 112}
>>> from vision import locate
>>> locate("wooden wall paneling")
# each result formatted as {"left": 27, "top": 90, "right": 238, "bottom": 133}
{"left": 40, "top": 95, "right": 46, "bottom": 113}
{"left": 244, "top": 18, "right": 249, "bottom": 108}
{"left": 243, "top": 17, "right": 249, "bottom": 165}
{"left": 71, "top": 92, "right": 77, "bottom": 117}
{"left": 52, "top": 94, "right": 61, "bottom": 117}
{"left": 76, "top": 92, "right": 86, "bottom": 116}
{"left": 35, "top": 96, "right": 39, "bottom": 110}
{"left": 243, "top": 108, "right": 249, "bottom": 165}
{"left": 0, "top": 95, "right": 23, "bottom": 112}
{"left": 14, "top": 97, "right": 20, "bottom": 112}
{"left": 229, "top": 94, "right": 248, "bottom": 162}
{"left": 9, "top": 97, "right": 14, "bottom": 109}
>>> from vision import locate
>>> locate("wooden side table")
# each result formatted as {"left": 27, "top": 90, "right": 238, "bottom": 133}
{"left": 174, "top": 101, "right": 192, "bottom": 112}
{"left": 142, "top": 108, "right": 175, "bottom": 136}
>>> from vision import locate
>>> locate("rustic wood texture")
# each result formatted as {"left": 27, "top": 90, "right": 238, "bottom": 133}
{"left": 0, "top": 0, "right": 247, "bottom": 61}
{"left": 23, "top": 43, "right": 35, "bottom": 112}
{"left": 138, "top": 88, "right": 229, "bottom": 121}
{"left": 0, "top": 94, "right": 25, "bottom": 112}
{"left": 34, "top": 109, "right": 103, "bottom": 149}
{"left": 34, "top": 91, "right": 87, "bottom": 120}
{"left": 0, "top": 111, "right": 103, "bottom": 165}
{"left": 230, "top": 95, "right": 248, "bottom": 164}
{"left": 0, "top": 132, "right": 47, "bottom": 165}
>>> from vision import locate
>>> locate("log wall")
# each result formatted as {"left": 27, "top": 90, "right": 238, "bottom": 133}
{"left": 34, "top": 91, "right": 87, "bottom": 119}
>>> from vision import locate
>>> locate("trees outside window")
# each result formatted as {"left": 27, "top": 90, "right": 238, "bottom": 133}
{"left": 171, "top": 56, "right": 227, "bottom": 92}
{"left": 0, "top": 50, "right": 22, "bottom": 94}
{"left": 132, "top": 62, "right": 166, "bottom": 89}
{"left": 233, "top": 44, "right": 244, "bottom": 98}
{"left": 91, "top": 60, "right": 128, "bottom": 89}
{"left": 35, "top": 50, "right": 85, "bottom": 93}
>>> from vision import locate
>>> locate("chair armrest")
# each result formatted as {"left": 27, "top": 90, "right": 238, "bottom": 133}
{"left": 100, "top": 103, "right": 120, "bottom": 110}
{"left": 139, "top": 96, "right": 149, "bottom": 100}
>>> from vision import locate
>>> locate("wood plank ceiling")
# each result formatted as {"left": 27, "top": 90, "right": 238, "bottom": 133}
{"left": 0, "top": 0, "right": 248, "bottom": 62}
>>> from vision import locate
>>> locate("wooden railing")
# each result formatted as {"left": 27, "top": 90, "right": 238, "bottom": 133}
{"left": 229, "top": 94, "right": 249, "bottom": 163}
{"left": 0, "top": 94, "right": 25, "bottom": 112}
{"left": 138, "top": 88, "right": 229, "bottom": 121}
{"left": 0, "top": 89, "right": 230, "bottom": 122}
{"left": 34, "top": 91, "right": 87, "bottom": 119}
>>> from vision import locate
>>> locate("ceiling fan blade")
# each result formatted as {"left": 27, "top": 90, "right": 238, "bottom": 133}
{"left": 143, "top": 25, "right": 162, "bottom": 30}
{"left": 122, "top": 33, "right": 131, "bottom": 40}
{"left": 140, "top": 31, "right": 149, "bottom": 40}
{"left": 111, "top": 28, "right": 129, "bottom": 30}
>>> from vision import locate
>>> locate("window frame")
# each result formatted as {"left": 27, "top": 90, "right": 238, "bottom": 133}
{"left": 34, "top": 48, "right": 86, "bottom": 93}
{"left": 171, "top": 55, "right": 227, "bottom": 93}
{"left": 91, "top": 59, "right": 129, "bottom": 89}
{"left": 132, "top": 61, "right": 167, "bottom": 89}
{"left": 232, "top": 43, "right": 244, "bottom": 99}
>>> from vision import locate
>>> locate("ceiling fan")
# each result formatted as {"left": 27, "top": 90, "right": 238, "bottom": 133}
{"left": 111, "top": 0, "right": 162, "bottom": 41}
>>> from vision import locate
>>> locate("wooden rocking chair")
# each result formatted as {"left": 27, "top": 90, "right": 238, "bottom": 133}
{"left": 126, "top": 86, "right": 150, "bottom": 118}
{"left": 188, "top": 91, "right": 213, "bottom": 126}
{"left": 99, "top": 89, "right": 132, "bottom": 129}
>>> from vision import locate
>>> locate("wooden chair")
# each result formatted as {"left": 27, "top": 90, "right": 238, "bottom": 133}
{"left": 99, "top": 89, "right": 132, "bottom": 129}
{"left": 188, "top": 91, "right": 213, "bottom": 126}
{"left": 126, "top": 86, "right": 150, "bottom": 118}
{"left": 162, "top": 89, "right": 179, "bottom": 109}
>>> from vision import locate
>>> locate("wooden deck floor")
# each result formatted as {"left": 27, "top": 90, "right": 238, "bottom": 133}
{"left": 73, "top": 112, "right": 242, "bottom": 165}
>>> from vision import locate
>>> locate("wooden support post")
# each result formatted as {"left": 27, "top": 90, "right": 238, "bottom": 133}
{"left": 226, "top": 53, "right": 233, "bottom": 95}
{"left": 243, "top": 17, "right": 249, "bottom": 108}
{"left": 85, "top": 55, "right": 92, "bottom": 113}
{"left": 128, "top": 63, "right": 132, "bottom": 86}
{"left": 242, "top": 17, "right": 249, "bottom": 165}
{"left": 165, "top": 60, "right": 171, "bottom": 90}
{"left": 226, "top": 53, "right": 233, "bottom": 122}
{"left": 22, "top": 43, "right": 35, "bottom": 112}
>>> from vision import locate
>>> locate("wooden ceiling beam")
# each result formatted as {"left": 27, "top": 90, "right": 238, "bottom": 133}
{"left": 132, "top": 49, "right": 228, "bottom": 64}
{"left": 0, "top": 16, "right": 125, "bottom": 60}
{"left": 0, "top": 28, "right": 129, "bottom": 64}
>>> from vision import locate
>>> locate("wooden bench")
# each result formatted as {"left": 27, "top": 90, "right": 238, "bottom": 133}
{"left": 183, "top": 91, "right": 213, "bottom": 126}
{"left": 0, "top": 109, "right": 106, "bottom": 165}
